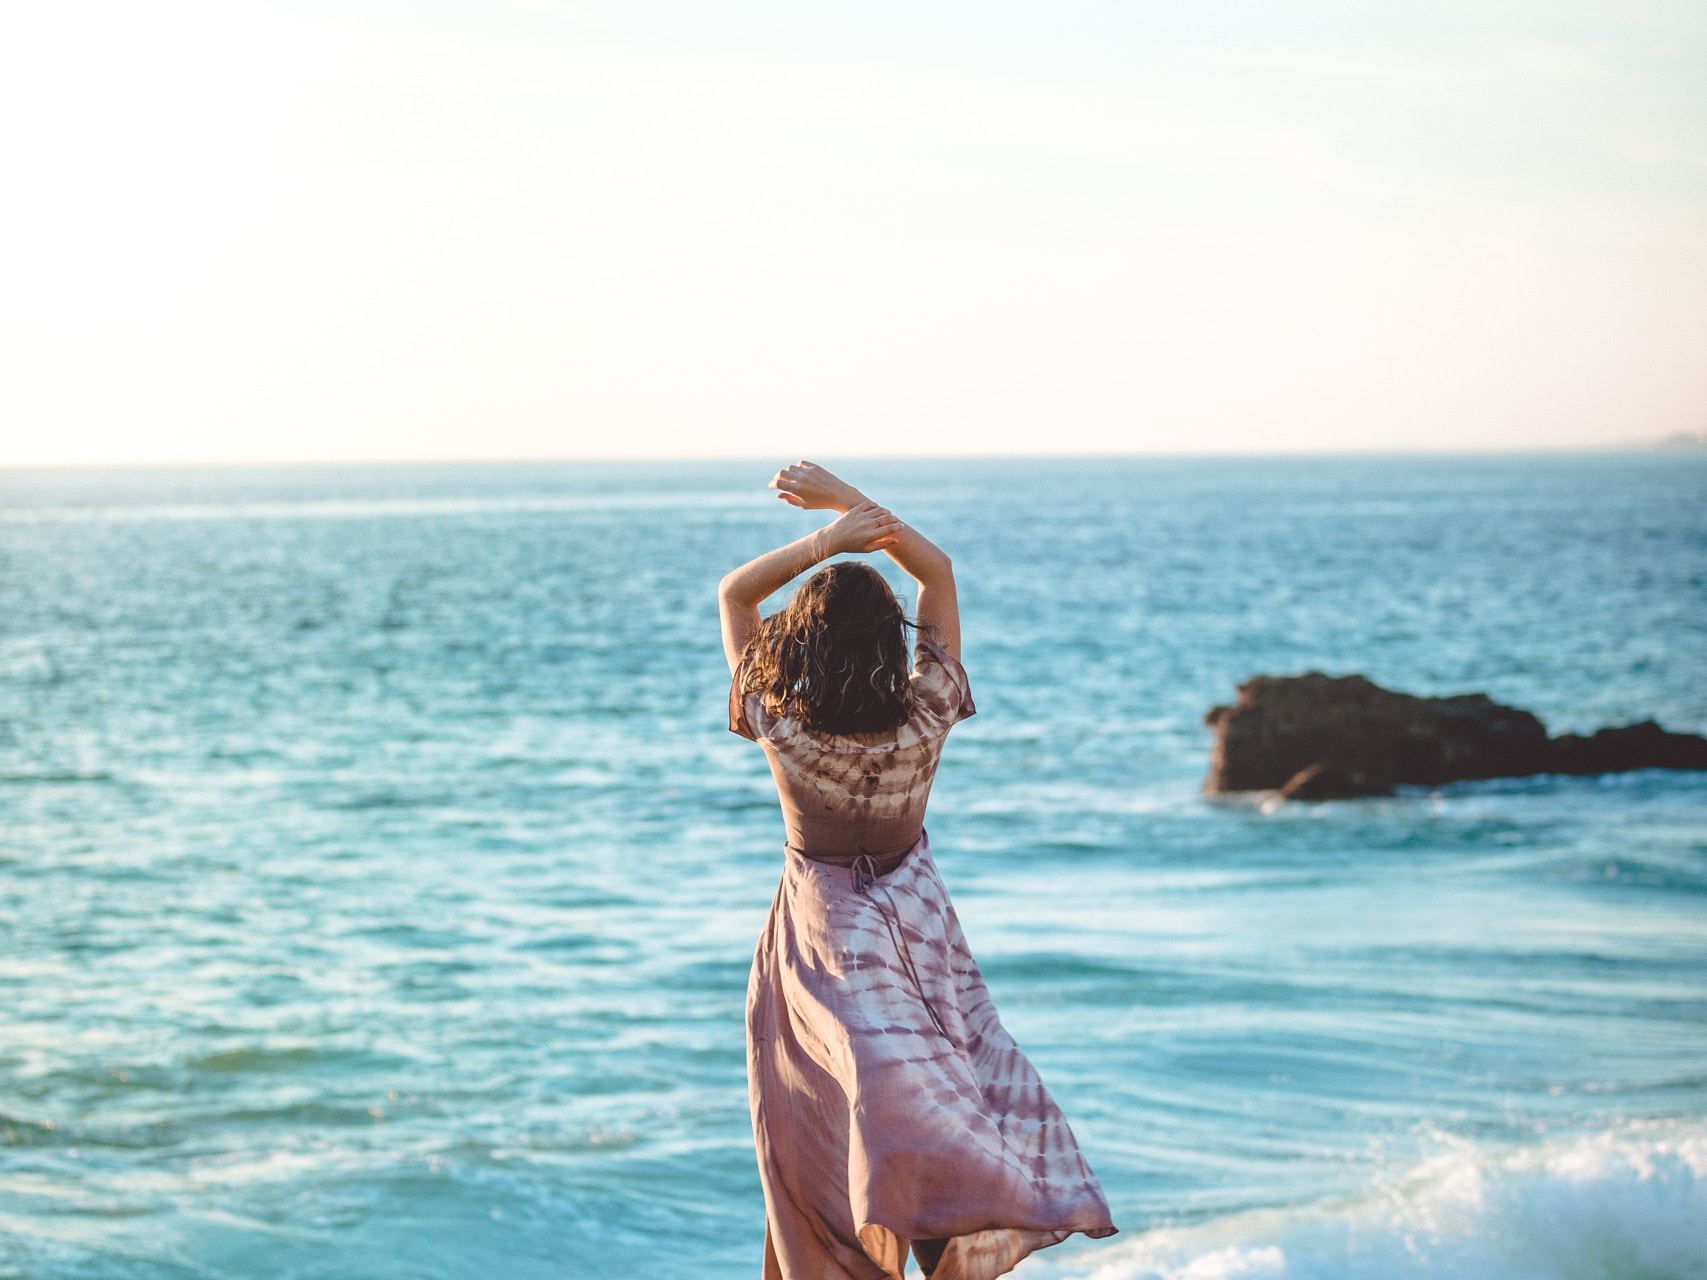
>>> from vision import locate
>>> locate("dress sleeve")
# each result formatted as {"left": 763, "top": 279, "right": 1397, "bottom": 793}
{"left": 913, "top": 635, "right": 977, "bottom": 726}
{"left": 729, "top": 659, "right": 761, "bottom": 740}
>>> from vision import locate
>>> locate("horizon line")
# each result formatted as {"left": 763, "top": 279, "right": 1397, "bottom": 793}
{"left": 2, "top": 440, "right": 1700, "bottom": 473}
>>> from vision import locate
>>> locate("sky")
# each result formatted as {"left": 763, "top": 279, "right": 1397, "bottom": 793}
{"left": 1, "top": 1, "right": 1704, "bottom": 466}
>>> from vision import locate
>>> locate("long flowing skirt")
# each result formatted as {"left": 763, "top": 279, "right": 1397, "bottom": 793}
{"left": 745, "top": 828, "right": 1118, "bottom": 1279}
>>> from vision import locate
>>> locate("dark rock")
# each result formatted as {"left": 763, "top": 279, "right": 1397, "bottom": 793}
{"left": 1202, "top": 671, "right": 1550, "bottom": 794}
{"left": 1276, "top": 762, "right": 1388, "bottom": 801}
{"left": 1547, "top": 720, "right": 1707, "bottom": 775}
{"left": 1204, "top": 672, "right": 1707, "bottom": 798}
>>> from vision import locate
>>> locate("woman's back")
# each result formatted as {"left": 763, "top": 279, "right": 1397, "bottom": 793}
{"left": 730, "top": 634, "right": 977, "bottom": 857}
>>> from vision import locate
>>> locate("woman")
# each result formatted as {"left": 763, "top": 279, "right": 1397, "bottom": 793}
{"left": 718, "top": 462, "right": 1119, "bottom": 1280}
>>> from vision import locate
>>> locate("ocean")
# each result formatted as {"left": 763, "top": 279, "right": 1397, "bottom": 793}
{"left": 2, "top": 452, "right": 1704, "bottom": 1279}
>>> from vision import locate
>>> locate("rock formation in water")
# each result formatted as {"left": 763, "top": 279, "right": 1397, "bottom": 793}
{"left": 1203, "top": 672, "right": 1707, "bottom": 800}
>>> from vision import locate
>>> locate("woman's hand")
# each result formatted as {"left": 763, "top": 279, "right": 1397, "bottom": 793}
{"left": 770, "top": 461, "right": 866, "bottom": 512}
{"left": 819, "top": 501, "right": 904, "bottom": 555}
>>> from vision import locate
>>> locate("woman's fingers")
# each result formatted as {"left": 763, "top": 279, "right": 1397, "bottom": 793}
{"left": 819, "top": 500, "right": 902, "bottom": 554}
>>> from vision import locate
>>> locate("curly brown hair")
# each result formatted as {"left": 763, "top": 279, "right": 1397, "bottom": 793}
{"left": 736, "top": 561, "right": 929, "bottom": 735}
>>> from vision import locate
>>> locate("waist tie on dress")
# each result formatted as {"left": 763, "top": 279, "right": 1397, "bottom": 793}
{"left": 846, "top": 847, "right": 956, "bottom": 1049}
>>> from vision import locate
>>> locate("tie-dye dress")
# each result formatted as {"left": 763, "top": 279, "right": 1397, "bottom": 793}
{"left": 729, "top": 637, "right": 1119, "bottom": 1279}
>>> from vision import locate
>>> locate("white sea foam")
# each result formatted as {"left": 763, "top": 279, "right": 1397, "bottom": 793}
{"left": 1039, "top": 1120, "right": 1707, "bottom": 1280}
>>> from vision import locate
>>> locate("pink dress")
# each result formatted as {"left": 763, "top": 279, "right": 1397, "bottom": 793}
{"left": 730, "top": 637, "right": 1119, "bottom": 1279}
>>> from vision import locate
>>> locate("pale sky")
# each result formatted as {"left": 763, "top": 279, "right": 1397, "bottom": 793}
{"left": 2, "top": 1, "right": 1704, "bottom": 465}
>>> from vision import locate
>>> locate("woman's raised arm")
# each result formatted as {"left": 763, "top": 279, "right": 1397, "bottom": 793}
{"left": 717, "top": 500, "right": 904, "bottom": 673}
{"left": 769, "top": 462, "right": 962, "bottom": 663}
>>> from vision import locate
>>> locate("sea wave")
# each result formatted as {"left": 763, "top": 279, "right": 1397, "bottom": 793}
{"left": 1044, "top": 1120, "right": 1707, "bottom": 1280}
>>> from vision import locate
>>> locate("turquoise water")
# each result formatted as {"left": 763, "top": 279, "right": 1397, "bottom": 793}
{"left": 2, "top": 453, "right": 1704, "bottom": 1279}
